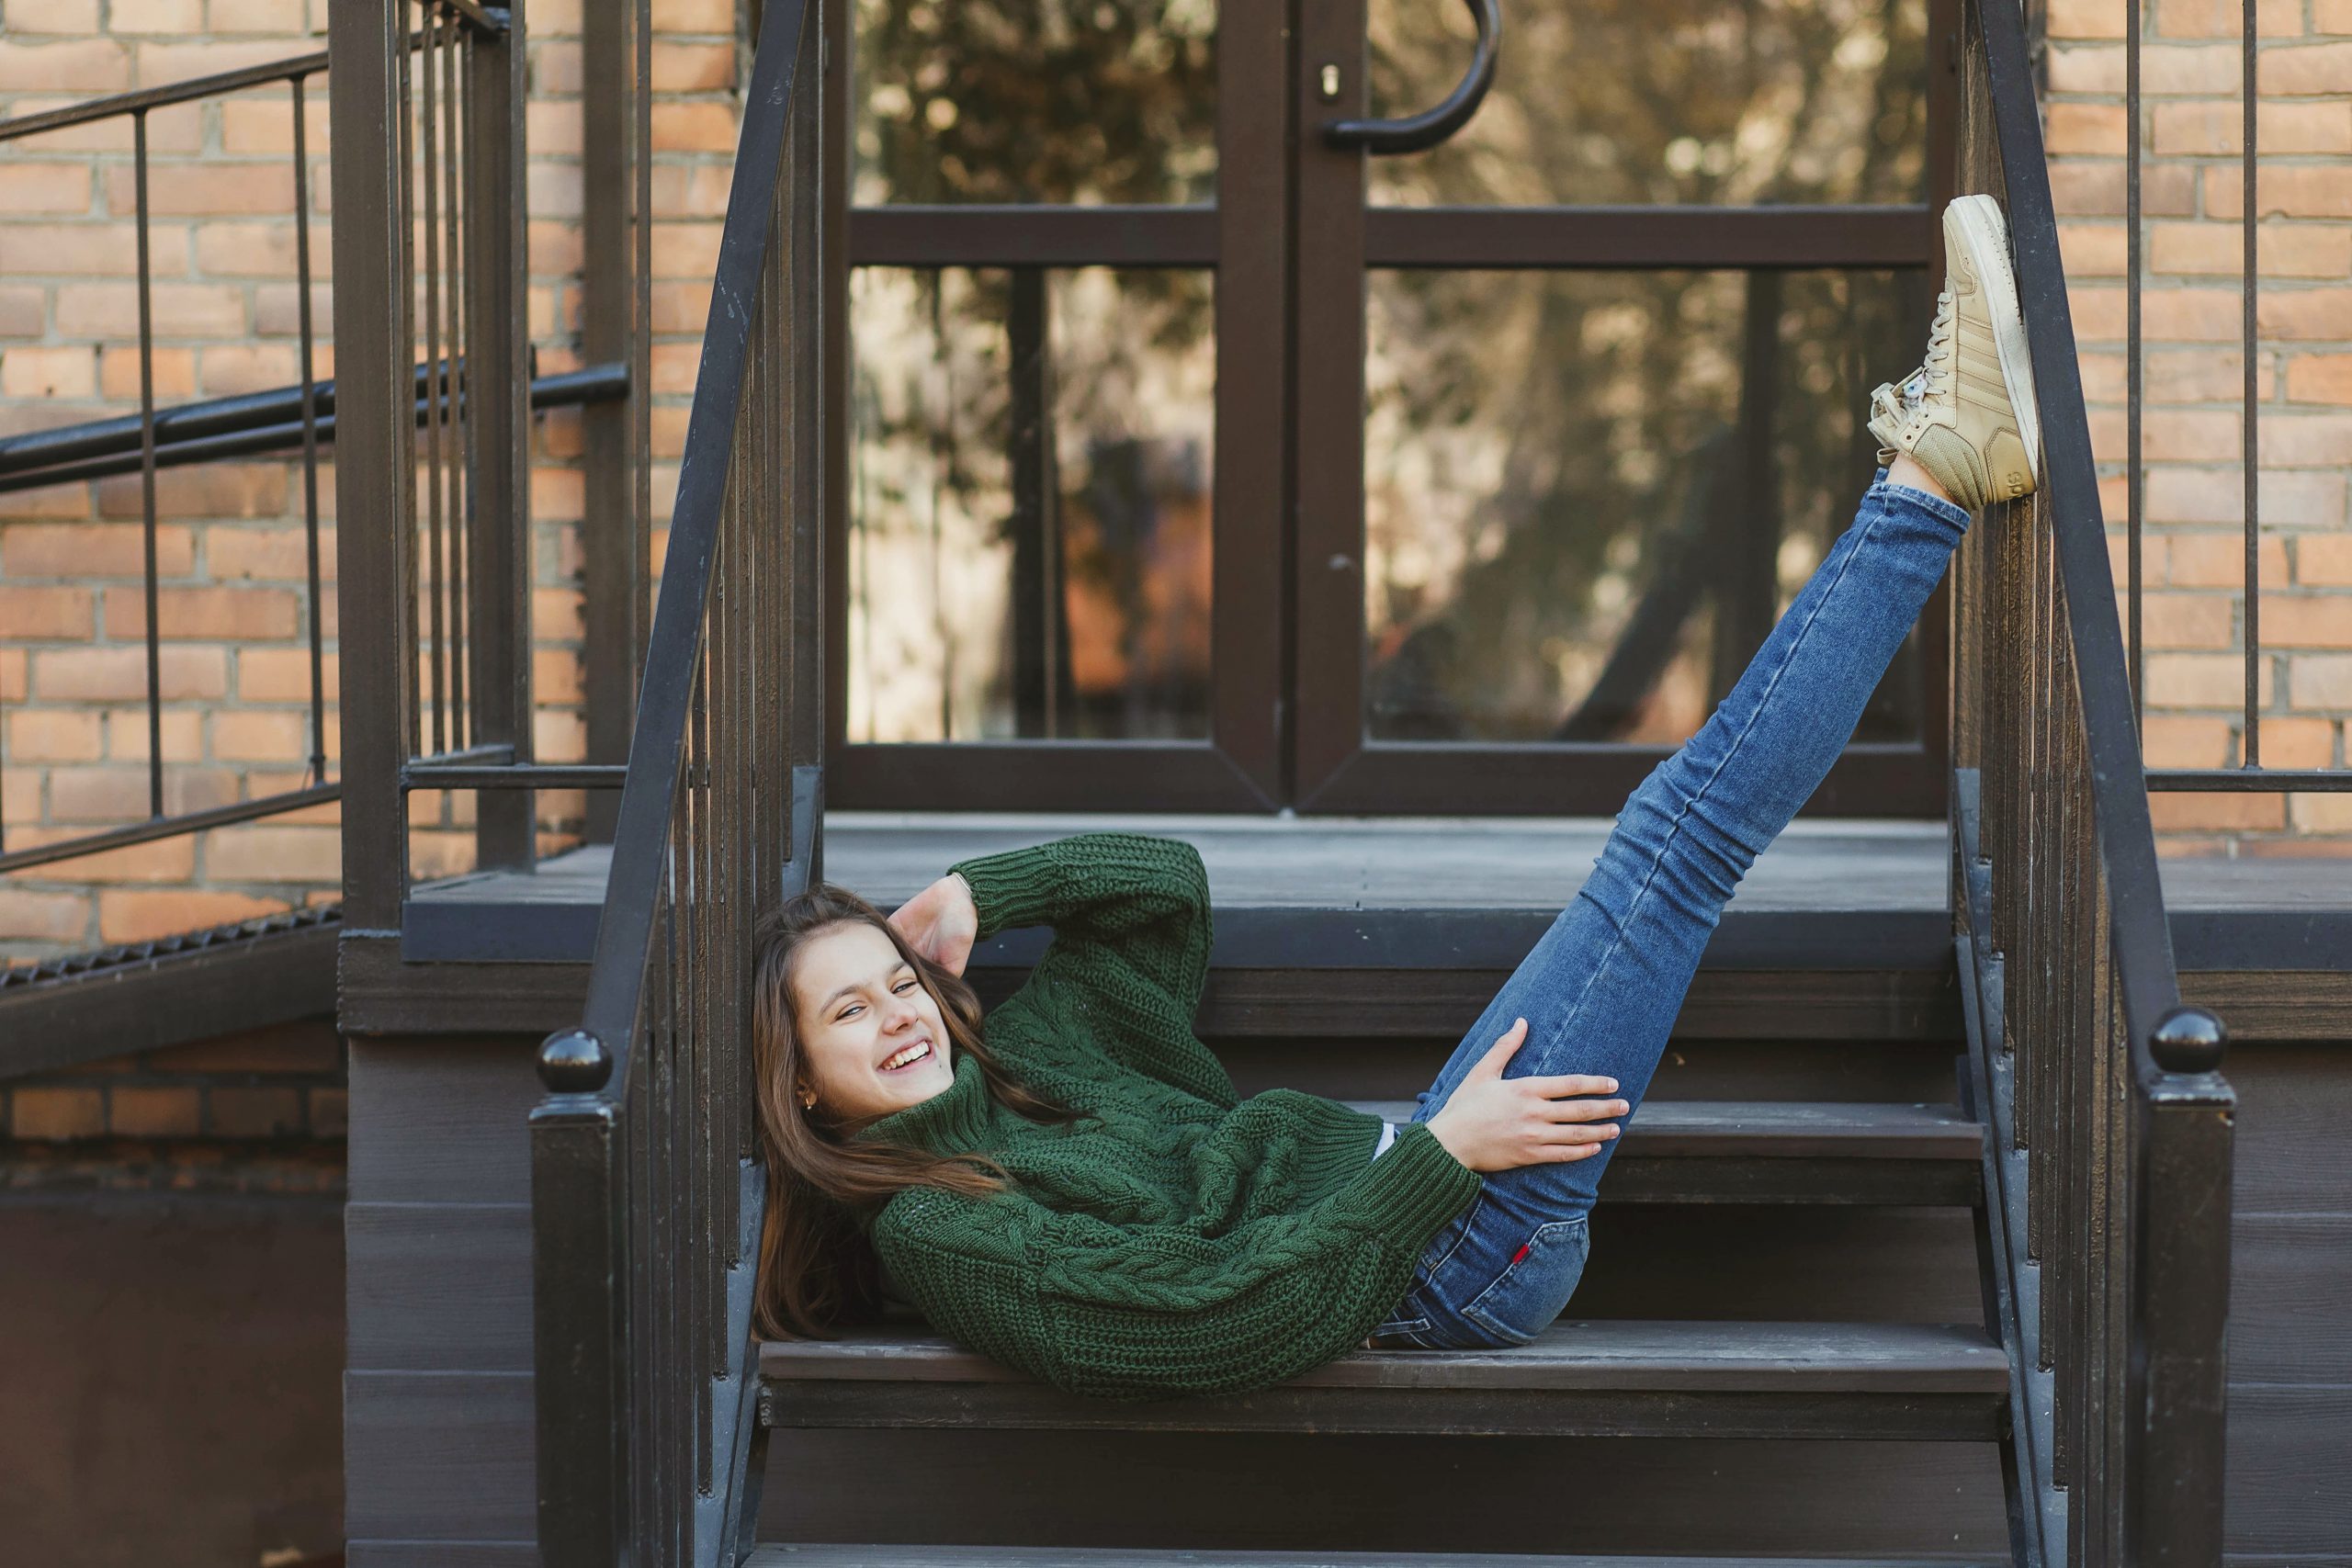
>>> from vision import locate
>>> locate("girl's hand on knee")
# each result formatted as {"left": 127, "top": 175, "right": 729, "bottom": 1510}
{"left": 1425, "top": 1018, "right": 1629, "bottom": 1174}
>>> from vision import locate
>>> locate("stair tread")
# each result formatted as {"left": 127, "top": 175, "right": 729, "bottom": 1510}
{"left": 762, "top": 1320, "right": 2007, "bottom": 1395}
{"left": 751, "top": 1551, "right": 1999, "bottom": 1567}
{"left": 1351, "top": 1100, "right": 1982, "bottom": 1160}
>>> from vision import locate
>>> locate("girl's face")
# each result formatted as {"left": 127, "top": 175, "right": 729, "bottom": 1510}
{"left": 789, "top": 922, "right": 955, "bottom": 1122}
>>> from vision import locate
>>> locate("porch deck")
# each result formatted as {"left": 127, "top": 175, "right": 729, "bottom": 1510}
{"left": 401, "top": 813, "right": 2351, "bottom": 976}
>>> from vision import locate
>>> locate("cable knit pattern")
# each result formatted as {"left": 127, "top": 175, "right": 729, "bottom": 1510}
{"left": 854, "top": 831, "right": 1484, "bottom": 1401}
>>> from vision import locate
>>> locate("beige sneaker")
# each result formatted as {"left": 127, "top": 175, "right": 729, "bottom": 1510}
{"left": 1868, "top": 194, "right": 2041, "bottom": 511}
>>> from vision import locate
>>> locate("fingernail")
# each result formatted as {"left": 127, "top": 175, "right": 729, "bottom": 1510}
{"left": 1603, "top": 1078, "right": 1618, "bottom": 1090}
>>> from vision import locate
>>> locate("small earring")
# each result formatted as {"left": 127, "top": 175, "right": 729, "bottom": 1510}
{"left": 797, "top": 1088, "right": 817, "bottom": 1111}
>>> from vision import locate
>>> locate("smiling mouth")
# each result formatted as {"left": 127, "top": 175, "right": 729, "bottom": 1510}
{"left": 877, "top": 1039, "right": 933, "bottom": 1073}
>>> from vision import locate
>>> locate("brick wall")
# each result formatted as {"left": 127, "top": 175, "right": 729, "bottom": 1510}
{"left": 0, "top": 1016, "right": 345, "bottom": 1190}
{"left": 5, "top": 3, "right": 2348, "bottom": 969}
{"left": 2046, "top": 0, "right": 2352, "bottom": 852}
{"left": 0, "top": 0, "right": 741, "bottom": 964}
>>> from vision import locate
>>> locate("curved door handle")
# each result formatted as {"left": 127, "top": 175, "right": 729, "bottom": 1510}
{"left": 1324, "top": 0, "right": 1501, "bottom": 156}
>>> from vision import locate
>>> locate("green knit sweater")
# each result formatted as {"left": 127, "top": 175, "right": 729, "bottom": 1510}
{"left": 853, "top": 830, "right": 1485, "bottom": 1402}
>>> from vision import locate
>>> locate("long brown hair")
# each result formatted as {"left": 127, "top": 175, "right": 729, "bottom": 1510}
{"left": 749, "top": 883, "right": 1078, "bottom": 1340}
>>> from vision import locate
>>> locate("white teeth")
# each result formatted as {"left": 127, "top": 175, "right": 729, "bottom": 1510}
{"left": 880, "top": 1041, "right": 931, "bottom": 1072}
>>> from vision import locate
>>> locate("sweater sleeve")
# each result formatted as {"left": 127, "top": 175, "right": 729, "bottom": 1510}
{"left": 870, "top": 1122, "right": 1483, "bottom": 1402}
{"left": 948, "top": 831, "right": 1226, "bottom": 1100}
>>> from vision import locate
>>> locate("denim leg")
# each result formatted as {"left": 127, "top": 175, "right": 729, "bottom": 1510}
{"left": 1373, "top": 470, "right": 1973, "bottom": 1349}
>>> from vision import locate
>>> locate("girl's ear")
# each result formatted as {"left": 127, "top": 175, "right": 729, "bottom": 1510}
{"left": 797, "top": 1082, "right": 818, "bottom": 1111}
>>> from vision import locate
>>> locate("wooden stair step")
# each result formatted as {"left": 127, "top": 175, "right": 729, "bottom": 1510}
{"left": 760, "top": 1321, "right": 2007, "bottom": 1442}
{"left": 1344, "top": 1100, "right": 1984, "bottom": 1206}
{"left": 1354, "top": 1100, "right": 1982, "bottom": 1159}
{"left": 750, "top": 1550, "right": 2001, "bottom": 1567}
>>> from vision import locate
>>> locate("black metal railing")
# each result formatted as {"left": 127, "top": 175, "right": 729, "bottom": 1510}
{"left": 0, "top": 50, "right": 349, "bottom": 875}
{"left": 527, "top": 0, "right": 822, "bottom": 1562}
{"left": 2109, "top": 0, "right": 2348, "bottom": 801}
{"left": 0, "top": 8, "right": 623, "bottom": 886}
{"left": 1952, "top": 1, "right": 2235, "bottom": 1562}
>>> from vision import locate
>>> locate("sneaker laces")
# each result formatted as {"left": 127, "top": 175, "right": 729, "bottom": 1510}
{"left": 1894, "top": 288, "right": 1958, "bottom": 415}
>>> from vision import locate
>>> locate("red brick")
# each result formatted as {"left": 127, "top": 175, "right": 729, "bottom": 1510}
{"left": 49, "top": 766, "right": 236, "bottom": 822}
{"left": 2153, "top": 100, "right": 2352, "bottom": 156}
{"left": 110, "top": 0, "right": 204, "bottom": 29}
{"left": 0, "top": 583, "right": 95, "bottom": 637}
{"left": 2259, "top": 716, "right": 2338, "bottom": 768}
{"left": 207, "top": 525, "right": 333, "bottom": 582}
{"left": 33, "top": 645, "right": 225, "bottom": 703}
{"left": 5, "top": 0, "right": 102, "bottom": 31}
{"left": 4, "top": 522, "right": 196, "bottom": 579}
{"left": 2162, "top": 530, "right": 2289, "bottom": 587}
{"left": 10, "top": 1087, "right": 105, "bottom": 1140}
{"left": 2145, "top": 651, "right": 2277, "bottom": 707}
{"left": 2286, "top": 355, "right": 2352, "bottom": 405}
{"left": 209, "top": 0, "right": 311, "bottom": 36}
{"left": 0, "top": 39, "right": 130, "bottom": 92}
{"left": 198, "top": 344, "right": 304, "bottom": 395}
{"left": 2048, "top": 161, "right": 2198, "bottom": 220}
{"left": 2297, "top": 535, "right": 2352, "bottom": 584}
{"left": 2150, "top": 221, "right": 2352, "bottom": 280}
{"left": 105, "top": 708, "right": 203, "bottom": 763}
{"left": 131, "top": 40, "right": 302, "bottom": 86}
{"left": 2141, "top": 592, "right": 2238, "bottom": 649}
{"left": 1, "top": 344, "right": 96, "bottom": 398}
{"left": 650, "top": 102, "right": 740, "bottom": 154}
{"left": 235, "top": 647, "right": 337, "bottom": 703}
{"left": 2260, "top": 288, "right": 2352, "bottom": 340}
{"left": 99, "top": 344, "right": 197, "bottom": 400}
{"left": 211, "top": 709, "right": 309, "bottom": 761}
{"left": 2141, "top": 714, "right": 2233, "bottom": 768}
{"left": 0, "top": 285, "right": 46, "bottom": 336}
{"left": 56, "top": 282, "right": 246, "bottom": 339}
{"left": 2288, "top": 653, "right": 2352, "bottom": 708}
{"left": 104, "top": 585, "right": 299, "bottom": 640}
{"left": 2154, "top": 0, "right": 2305, "bottom": 35}
{"left": 2149, "top": 793, "right": 2289, "bottom": 831}
{"left": 0, "top": 163, "right": 96, "bottom": 215}
{"left": 205, "top": 1087, "right": 304, "bottom": 1137}
{"left": 2205, "top": 164, "right": 2352, "bottom": 221}
{"left": 2143, "top": 466, "right": 2346, "bottom": 526}
{"left": 2262, "top": 41, "right": 2352, "bottom": 94}
{"left": 0, "top": 888, "right": 87, "bottom": 942}
{"left": 97, "top": 889, "right": 284, "bottom": 944}
{"left": 6, "top": 708, "right": 101, "bottom": 762}
{"left": 2259, "top": 414, "right": 2352, "bottom": 468}
{"left": 652, "top": 40, "right": 738, "bottom": 92}
{"left": 194, "top": 222, "right": 318, "bottom": 279}
{"left": 204, "top": 824, "right": 339, "bottom": 880}
{"left": 2291, "top": 794, "right": 2352, "bottom": 833}
{"left": 2146, "top": 349, "right": 2275, "bottom": 404}
{"left": 0, "top": 648, "right": 22, "bottom": 702}
{"left": 109, "top": 1086, "right": 200, "bottom": 1138}
{"left": 253, "top": 283, "right": 334, "bottom": 337}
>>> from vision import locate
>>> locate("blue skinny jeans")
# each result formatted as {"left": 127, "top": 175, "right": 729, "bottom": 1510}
{"left": 1370, "top": 468, "right": 1974, "bottom": 1349}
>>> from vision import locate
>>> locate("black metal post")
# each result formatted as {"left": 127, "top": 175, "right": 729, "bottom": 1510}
{"left": 465, "top": 0, "right": 535, "bottom": 869}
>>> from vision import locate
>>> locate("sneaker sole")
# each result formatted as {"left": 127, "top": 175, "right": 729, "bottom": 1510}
{"left": 1946, "top": 194, "right": 2041, "bottom": 475}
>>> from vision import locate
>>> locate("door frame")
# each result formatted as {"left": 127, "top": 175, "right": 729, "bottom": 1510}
{"left": 822, "top": 0, "right": 1962, "bottom": 818}
{"left": 1289, "top": 0, "right": 1961, "bottom": 817}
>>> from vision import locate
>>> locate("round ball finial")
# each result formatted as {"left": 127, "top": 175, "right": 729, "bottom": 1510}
{"left": 538, "top": 1028, "right": 613, "bottom": 1093}
{"left": 2149, "top": 1006, "right": 2227, "bottom": 1076}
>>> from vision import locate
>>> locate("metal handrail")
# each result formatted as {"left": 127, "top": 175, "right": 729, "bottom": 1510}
{"left": 1955, "top": 0, "right": 2234, "bottom": 1559}
{"left": 527, "top": 0, "right": 817, "bottom": 1562}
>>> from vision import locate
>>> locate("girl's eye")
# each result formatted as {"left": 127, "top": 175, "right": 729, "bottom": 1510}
{"left": 892, "top": 978, "right": 916, "bottom": 994}
{"left": 836, "top": 1005, "right": 861, "bottom": 1021}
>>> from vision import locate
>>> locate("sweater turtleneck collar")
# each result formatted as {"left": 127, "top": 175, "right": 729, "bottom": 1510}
{"left": 847, "top": 1043, "right": 996, "bottom": 1153}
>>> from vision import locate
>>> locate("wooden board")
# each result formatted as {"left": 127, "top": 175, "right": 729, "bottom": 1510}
{"left": 346, "top": 1201, "right": 533, "bottom": 1371}
{"left": 748, "top": 1550, "right": 2000, "bottom": 1567}
{"left": 344, "top": 1370, "right": 534, "bottom": 1541}
{"left": 754, "top": 1429, "right": 2011, "bottom": 1555}
{"left": 761, "top": 1320, "right": 2007, "bottom": 1394}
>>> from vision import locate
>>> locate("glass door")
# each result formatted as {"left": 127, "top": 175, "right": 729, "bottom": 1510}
{"left": 825, "top": 0, "right": 1956, "bottom": 817}
{"left": 825, "top": 0, "right": 1287, "bottom": 810}
{"left": 1291, "top": 0, "right": 1957, "bottom": 814}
